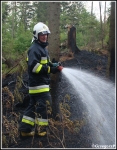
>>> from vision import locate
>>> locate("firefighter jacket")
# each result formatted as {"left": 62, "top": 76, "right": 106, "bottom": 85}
{"left": 27, "top": 41, "right": 52, "bottom": 94}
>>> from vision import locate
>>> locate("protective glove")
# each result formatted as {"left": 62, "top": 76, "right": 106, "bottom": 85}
{"left": 52, "top": 62, "right": 61, "bottom": 67}
{"left": 49, "top": 62, "right": 61, "bottom": 67}
{"left": 50, "top": 65, "right": 63, "bottom": 74}
{"left": 52, "top": 58, "right": 62, "bottom": 67}
{"left": 50, "top": 67, "right": 60, "bottom": 74}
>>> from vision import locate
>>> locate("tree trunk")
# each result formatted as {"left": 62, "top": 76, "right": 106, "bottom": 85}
{"left": 47, "top": 2, "right": 60, "bottom": 118}
{"left": 99, "top": 2, "right": 104, "bottom": 48}
{"left": 103, "top": 2, "right": 106, "bottom": 39}
{"left": 104, "top": 2, "right": 106, "bottom": 24}
{"left": 106, "top": 2, "right": 115, "bottom": 81}
{"left": 11, "top": 2, "right": 17, "bottom": 39}
{"left": 91, "top": 1, "right": 93, "bottom": 15}
{"left": 90, "top": 2, "right": 95, "bottom": 48}
{"left": 67, "top": 25, "right": 80, "bottom": 54}
{"left": 47, "top": 2, "right": 60, "bottom": 61}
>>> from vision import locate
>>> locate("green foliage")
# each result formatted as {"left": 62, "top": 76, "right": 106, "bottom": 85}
{"left": 104, "top": 34, "right": 109, "bottom": 46}
{"left": 60, "top": 32, "right": 67, "bottom": 42}
{"left": 2, "top": 1, "right": 111, "bottom": 66}
{"left": 2, "top": 2, "right": 10, "bottom": 23}
{"left": 13, "top": 23, "right": 31, "bottom": 53}
{"left": 76, "top": 32, "right": 84, "bottom": 46}
{"left": 2, "top": 64, "right": 8, "bottom": 74}
{"left": 33, "top": 2, "right": 48, "bottom": 23}
{"left": 14, "top": 31, "right": 32, "bottom": 53}
{"left": 2, "top": 29, "right": 15, "bottom": 56}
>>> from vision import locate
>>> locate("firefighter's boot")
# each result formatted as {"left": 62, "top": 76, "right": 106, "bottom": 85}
{"left": 36, "top": 126, "right": 47, "bottom": 137}
{"left": 19, "top": 131, "right": 35, "bottom": 139}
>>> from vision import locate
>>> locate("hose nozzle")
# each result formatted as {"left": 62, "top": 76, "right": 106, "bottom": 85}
{"left": 58, "top": 66, "right": 63, "bottom": 71}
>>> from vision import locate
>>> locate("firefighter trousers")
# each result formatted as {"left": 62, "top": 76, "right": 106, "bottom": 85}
{"left": 19, "top": 92, "right": 52, "bottom": 132}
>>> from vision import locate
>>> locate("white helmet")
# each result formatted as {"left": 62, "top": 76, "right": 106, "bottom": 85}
{"left": 32, "top": 22, "right": 51, "bottom": 41}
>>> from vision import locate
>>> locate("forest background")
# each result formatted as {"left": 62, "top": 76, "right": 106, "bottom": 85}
{"left": 2, "top": 1, "right": 113, "bottom": 75}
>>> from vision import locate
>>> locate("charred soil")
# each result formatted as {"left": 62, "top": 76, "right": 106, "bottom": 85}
{"left": 2, "top": 50, "right": 115, "bottom": 148}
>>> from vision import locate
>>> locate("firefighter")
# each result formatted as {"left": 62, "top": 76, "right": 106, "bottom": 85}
{"left": 19, "top": 22, "right": 63, "bottom": 137}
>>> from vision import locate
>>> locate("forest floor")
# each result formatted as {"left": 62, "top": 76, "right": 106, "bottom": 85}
{"left": 2, "top": 49, "right": 115, "bottom": 148}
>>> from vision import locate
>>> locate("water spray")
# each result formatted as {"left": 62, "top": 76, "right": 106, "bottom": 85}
{"left": 61, "top": 67, "right": 115, "bottom": 146}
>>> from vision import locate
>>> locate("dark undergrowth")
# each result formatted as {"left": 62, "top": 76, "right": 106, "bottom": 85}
{"left": 2, "top": 50, "right": 115, "bottom": 148}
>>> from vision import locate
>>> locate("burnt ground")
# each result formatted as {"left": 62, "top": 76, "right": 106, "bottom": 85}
{"left": 2, "top": 50, "right": 115, "bottom": 148}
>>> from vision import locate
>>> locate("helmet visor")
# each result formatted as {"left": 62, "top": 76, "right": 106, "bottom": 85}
{"left": 39, "top": 31, "right": 50, "bottom": 35}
